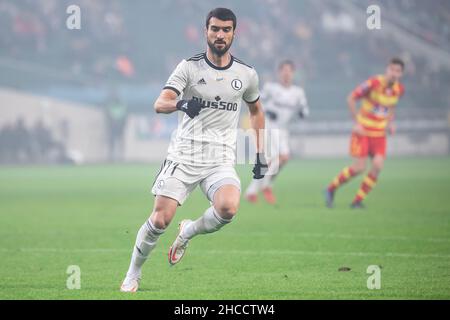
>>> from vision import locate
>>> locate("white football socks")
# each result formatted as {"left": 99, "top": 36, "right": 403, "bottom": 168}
{"left": 126, "top": 219, "right": 164, "bottom": 279}
{"left": 262, "top": 157, "right": 282, "bottom": 189}
{"left": 245, "top": 178, "right": 263, "bottom": 195}
{"left": 181, "top": 206, "right": 232, "bottom": 240}
{"left": 261, "top": 171, "right": 274, "bottom": 189}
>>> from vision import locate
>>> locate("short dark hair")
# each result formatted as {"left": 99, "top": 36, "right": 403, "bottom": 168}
{"left": 390, "top": 57, "right": 405, "bottom": 70}
{"left": 278, "top": 60, "right": 295, "bottom": 70}
{"left": 206, "top": 8, "right": 237, "bottom": 30}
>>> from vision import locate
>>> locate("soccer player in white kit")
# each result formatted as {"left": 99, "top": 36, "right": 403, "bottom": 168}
{"left": 121, "top": 8, "right": 267, "bottom": 292}
{"left": 245, "top": 60, "right": 309, "bottom": 204}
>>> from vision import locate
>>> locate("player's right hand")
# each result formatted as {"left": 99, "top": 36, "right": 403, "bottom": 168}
{"left": 352, "top": 122, "right": 366, "bottom": 136}
{"left": 176, "top": 99, "right": 203, "bottom": 119}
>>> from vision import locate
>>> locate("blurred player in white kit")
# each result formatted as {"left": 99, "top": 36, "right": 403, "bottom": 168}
{"left": 245, "top": 60, "right": 309, "bottom": 204}
{"left": 120, "top": 8, "right": 267, "bottom": 292}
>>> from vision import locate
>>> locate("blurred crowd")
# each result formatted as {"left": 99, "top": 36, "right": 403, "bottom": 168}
{"left": 0, "top": 0, "right": 449, "bottom": 165}
{"left": 0, "top": 0, "right": 449, "bottom": 109}
{"left": 369, "top": 0, "right": 450, "bottom": 50}
{"left": 0, "top": 118, "right": 69, "bottom": 164}
{"left": 0, "top": 0, "right": 133, "bottom": 82}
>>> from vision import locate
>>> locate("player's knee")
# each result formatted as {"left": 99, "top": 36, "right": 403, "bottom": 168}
{"left": 215, "top": 201, "right": 239, "bottom": 220}
{"left": 354, "top": 166, "right": 365, "bottom": 174}
{"left": 373, "top": 164, "right": 383, "bottom": 174}
{"left": 372, "top": 158, "right": 384, "bottom": 173}
{"left": 150, "top": 208, "right": 173, "bottom": 230}
{"left": 279, "top": 155, "right": 289, "bottom": 166}
{"left": 352, "top": 162, "right": 367, "bottom": 174}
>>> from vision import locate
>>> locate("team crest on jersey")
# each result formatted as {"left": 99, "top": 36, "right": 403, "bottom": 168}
{"left": 157, "top": 179, "right": 165, "bottom": 189}
{"left": 231, "top": 79, "right": 242, "bottom": 91}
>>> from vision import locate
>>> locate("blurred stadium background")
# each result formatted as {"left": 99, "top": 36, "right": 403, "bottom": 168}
{"left": 1, "top": 0, "right": 450, "bottom": 300}
{"left": 1, "top": 0, "right": 449, "bottom": 165}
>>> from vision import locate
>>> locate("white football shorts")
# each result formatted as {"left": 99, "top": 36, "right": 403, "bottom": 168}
{"left": 151, "top": 160, "right": 241, "bottom": 205}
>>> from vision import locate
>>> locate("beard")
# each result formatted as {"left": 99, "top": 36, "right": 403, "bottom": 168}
{"left": 207, "top": 38, "right": 233, "bottom": 57}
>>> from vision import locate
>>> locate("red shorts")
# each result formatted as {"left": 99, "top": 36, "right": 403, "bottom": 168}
{"left": 350, "top": 133, "right": 386, "bottom": 158}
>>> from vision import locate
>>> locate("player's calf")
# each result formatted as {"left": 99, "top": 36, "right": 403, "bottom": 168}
{"left": 168, "top": 185, "right": 239, "bottom": 266}
{"left": 351, "top": 171, "right": 378, "bottom": 207}
{"left": 168, "top": 206, "right": 234, "bottom": 266}
{"left": 121, "top": 196, "right": 178, "bottom": 292}
{"left": 121, "top": 219, "right": 165, "bottom": 292}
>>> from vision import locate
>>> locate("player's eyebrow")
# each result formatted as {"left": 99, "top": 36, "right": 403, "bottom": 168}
{"left": 210, "top": 25, "right": 233, "bottom": 32}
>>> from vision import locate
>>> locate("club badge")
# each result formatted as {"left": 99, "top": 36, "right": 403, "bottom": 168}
{"left": 231, "top": 79, "right": 242, "bottom": 91}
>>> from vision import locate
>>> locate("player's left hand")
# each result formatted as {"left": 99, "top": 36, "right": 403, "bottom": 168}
{"left": 252, "top": 153, "right": 268, "bottom": 179}
{"left": 266, "top": 110, "right": 277, "bottom": 121}
{"left": 388, "top": 122, "right": 396, "bottom": 135}
{"left": 298, "top": 106, "right": 310, "bottom": 119}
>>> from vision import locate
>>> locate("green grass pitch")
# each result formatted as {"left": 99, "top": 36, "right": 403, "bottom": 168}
{"left": 0, "top": 158, "right": 449, "bottom": 299}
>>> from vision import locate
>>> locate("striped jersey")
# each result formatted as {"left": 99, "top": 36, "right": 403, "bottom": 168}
{"left": 351, "top": 75, "right": 404, "bottom": 137}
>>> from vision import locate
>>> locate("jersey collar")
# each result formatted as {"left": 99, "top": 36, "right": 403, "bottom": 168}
{"left": 204, "top": 52, "right": 234, "bottom": 70}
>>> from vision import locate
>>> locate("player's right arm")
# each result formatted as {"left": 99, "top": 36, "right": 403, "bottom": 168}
{"left": 154, "top": 89, "right": 202, "bottom": 118}
{"left": 154, "top": 89, "right": 178, "bottom": 114}
{"left": 154, "top": 59, "right": 202, "bottom": 118}
{"left": 347, "top": 77, "right": 379, "bottom": 135}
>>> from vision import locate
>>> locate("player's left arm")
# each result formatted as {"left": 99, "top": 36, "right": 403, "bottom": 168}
{"left": 247, "top": 99, "right": 268, "bottom": 179}
{"left": 247, "top": 99, "right": 265, "bottom": 153}
{"left": 244, "top": 69, "right": 268, "bottom": 179}
{"left": 244, "top": 69, "right": 265, "bottom": 153}
{"left": 387, "top": 84, "right": 405, "bottom": 135}
{"left": 348, "top": 77, "right": 380, "bottom": 135}
{"left": 387, "top": 107, "right": 400, "bottom": 136}
{"left": 387, "top": 109, "right": 396, "bottom": 135}
{"left": 298, "top": 88, "right": 310, "bottom": 119}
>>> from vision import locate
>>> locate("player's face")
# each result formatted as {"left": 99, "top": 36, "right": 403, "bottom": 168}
{"left": 206, "top": 18, "right": 235, "bottom": 57}
{"left": 278, "top": 64, "right": 295, "bottom": 85}
{"left": 386, "top": 63, "right": 403, "bottom": 83}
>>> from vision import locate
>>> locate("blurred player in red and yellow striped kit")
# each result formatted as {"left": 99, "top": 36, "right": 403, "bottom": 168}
{"left": 324, "top": 58, "right": 405, "bottom": 208}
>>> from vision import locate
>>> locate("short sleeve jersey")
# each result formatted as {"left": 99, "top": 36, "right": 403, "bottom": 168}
{"left": 262, "top": 82, "right": 308, "bottom": 128}
{"left": 163, "top": 52, "right": 260, "bottom": 166}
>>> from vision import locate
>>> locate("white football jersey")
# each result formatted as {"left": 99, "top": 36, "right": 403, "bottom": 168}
{"left": 163, "top": 52, "right": 260, "bottom": 166}
{"left": 262, "top": 82, "right": 309, "bottom": 129}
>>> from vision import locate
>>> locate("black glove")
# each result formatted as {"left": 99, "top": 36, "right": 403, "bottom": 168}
{"left": 252, "top": 153, "right": 268, "bottom": 179}
{"left": 176, "top": 99, "right": 203, "bottom": 119}
{"left": 298, "top": 106, "right": 309, "bottom": 119}
{"left": 266, "top": 110, "right": 277, "bottom": 121}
